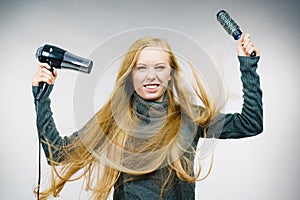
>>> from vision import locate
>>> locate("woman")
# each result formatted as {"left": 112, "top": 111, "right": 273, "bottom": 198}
{"left": 32, "top": 34, "right": 263, "bottom": 199}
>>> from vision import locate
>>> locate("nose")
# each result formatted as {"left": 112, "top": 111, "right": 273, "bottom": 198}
{"left": 146, "top": 67, "right": 156, "bottom": 81}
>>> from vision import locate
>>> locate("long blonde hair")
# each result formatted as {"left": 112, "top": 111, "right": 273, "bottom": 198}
{"left": 36, "top": 37, "right": 219, "bottom": 199}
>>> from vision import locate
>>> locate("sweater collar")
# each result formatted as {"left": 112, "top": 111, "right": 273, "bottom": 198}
{"left": 132, "top": 92, "right": 168, "bottom": 119}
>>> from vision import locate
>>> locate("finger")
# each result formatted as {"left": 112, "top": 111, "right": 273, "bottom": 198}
{"left": 238, "top": 33, "right": 245, "bottom": 47}
{"left": 244, "top": 39, "right": 251, "bottom": 50}
{"left": 41, "top": 72, "right": 56, "bottom": 84}
{"left": 39, "top": 62, "right": 51, "bottom": 70}
{"left": 39, "top": 67, "right": 56, "bottom": 81}
{"left": 39, "top": 76, "right": 51, "bottom": 84}
{"left": 33, "top": 64, "right": 56, "bottom": 86}
{"left": 41, "top": 71, "right": 53, "bottom": 81}
{"left": 243, "top": 40, "right": 249, "bottom": 48}
{"left": 243, "top": 37, "right": 251, "bottom": 48}
{"left": 40, "top": 67, "right": 54, "bottom": 76}
{"left": 237, "top": 33, "right": 260, "bottom": 57}
{"left": 246, "top": 46, "right": 254, "bottom": 56}
{"left": 38, "top": 74, "right": 53, "bottom": 85}
{"left": 243, "top": 33, "right": 250, "bottom": 41}
{"left": 32, "top": 73, "right": 41, "bottom": 86}
{"left": 242, "top": 34, "right": 251, "bottom": 47}
{"left": 246, "top": 39, "right": 259, "bottom": 56}
{"left": 52, "top": 68, "right": 58, "bottom": 77}
{"left": 32, "top": 73, "right": 53, "bottom": 86}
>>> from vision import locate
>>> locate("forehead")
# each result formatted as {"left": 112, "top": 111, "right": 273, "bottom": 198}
{"left": 136, "top": 47, "right": 169, "bottom": 64}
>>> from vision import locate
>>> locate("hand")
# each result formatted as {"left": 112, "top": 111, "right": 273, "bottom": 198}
{"left": 237, "top": 33, "right": 260, "bottom": 57}
{"left": 32, "top": 63, "right": 57, "bottom": 86}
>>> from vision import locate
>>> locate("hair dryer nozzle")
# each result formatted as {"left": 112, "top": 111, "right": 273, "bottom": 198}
{"left": 61, "top": 51, "right": 93, "bottom": 74}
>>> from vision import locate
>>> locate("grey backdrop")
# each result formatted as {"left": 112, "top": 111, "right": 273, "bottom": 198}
{"left": 1, "top": 0, "right": 299, "bottom": 199}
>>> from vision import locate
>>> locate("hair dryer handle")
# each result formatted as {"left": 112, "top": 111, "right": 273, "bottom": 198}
{"left": 35, "top": 67, "right": 54, "bottom": 101}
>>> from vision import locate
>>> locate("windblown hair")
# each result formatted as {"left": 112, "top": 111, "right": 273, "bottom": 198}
{"left": 36, "top": 37, "right": 220, "bottom": 199}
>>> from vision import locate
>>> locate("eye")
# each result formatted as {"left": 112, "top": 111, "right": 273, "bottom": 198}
{"left": 155, "top": 65, "right": 166, "bottom": 71}
{"left": 135, "top": 66, "right": 146, "bottom": 71}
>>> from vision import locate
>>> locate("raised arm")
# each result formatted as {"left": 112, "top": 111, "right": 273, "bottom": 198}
{"left": 32, "top": 64, "right": 78, "bottom": 164}
{"left": 204, "top": 34, "right": 263, "bottom": 139}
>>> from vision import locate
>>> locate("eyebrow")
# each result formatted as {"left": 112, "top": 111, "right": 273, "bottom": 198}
{"left": 136, "top": 62, "right": 169, "bottom": 66}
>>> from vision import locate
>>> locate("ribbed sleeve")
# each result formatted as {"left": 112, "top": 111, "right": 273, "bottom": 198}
{"left": 205, "top": 56, "right": 263, "bottom": 139}
{"left": 33, "top": 85, "right": 78, "bottom": 164}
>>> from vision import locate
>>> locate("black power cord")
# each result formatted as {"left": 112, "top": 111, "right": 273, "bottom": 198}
{"left": 34, "top": 98, "right": 42, "bottom": 200}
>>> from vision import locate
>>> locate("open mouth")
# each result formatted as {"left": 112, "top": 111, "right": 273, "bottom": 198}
{"left": 144, "top": 84, "right": 160, "bottom": 89}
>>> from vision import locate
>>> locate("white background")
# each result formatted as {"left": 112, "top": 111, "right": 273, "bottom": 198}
{"left": 0, "top": 0, "right": 299, "bottom": 199}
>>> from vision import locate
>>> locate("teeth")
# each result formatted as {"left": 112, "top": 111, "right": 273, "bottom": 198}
{"left": 145, "top": 84, "right": 158, "bottom": 89}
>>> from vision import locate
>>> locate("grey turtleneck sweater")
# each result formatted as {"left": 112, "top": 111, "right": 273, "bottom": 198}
{"left": 33, "top": 56, "right": 263, "bottom": 200}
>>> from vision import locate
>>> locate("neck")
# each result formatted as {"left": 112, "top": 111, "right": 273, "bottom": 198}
{"left": 132, "top": 92, "right": 168, "bottom": 118}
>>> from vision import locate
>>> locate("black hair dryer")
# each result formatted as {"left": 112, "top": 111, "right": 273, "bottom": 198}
{"left": 35, "top": 44, "right": 93, "bottom": 100}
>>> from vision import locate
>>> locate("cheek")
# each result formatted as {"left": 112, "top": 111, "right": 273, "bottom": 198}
{"left": 160, "top": 72, "right": 172, "bottom": 85}
{"left": 131, "top": 72, "right": 143, "bottom": 89}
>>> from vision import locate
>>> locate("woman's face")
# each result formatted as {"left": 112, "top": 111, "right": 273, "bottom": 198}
{"left": 131, "top": 47, "right": 172, "bottom": 102}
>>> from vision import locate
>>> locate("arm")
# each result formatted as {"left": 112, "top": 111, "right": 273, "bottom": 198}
{"left": 204, "top": 34, "right": 263, "bottom": 139}
{"left": 32, "top": 64, "right": 78, "bottom": 164}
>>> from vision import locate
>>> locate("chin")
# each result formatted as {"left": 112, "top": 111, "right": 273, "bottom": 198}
{"left": 139, "top": 92, "right": 164, "bottom": 102}
{"left": 147, "top": 95, "right": 163, "bottom": 102}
